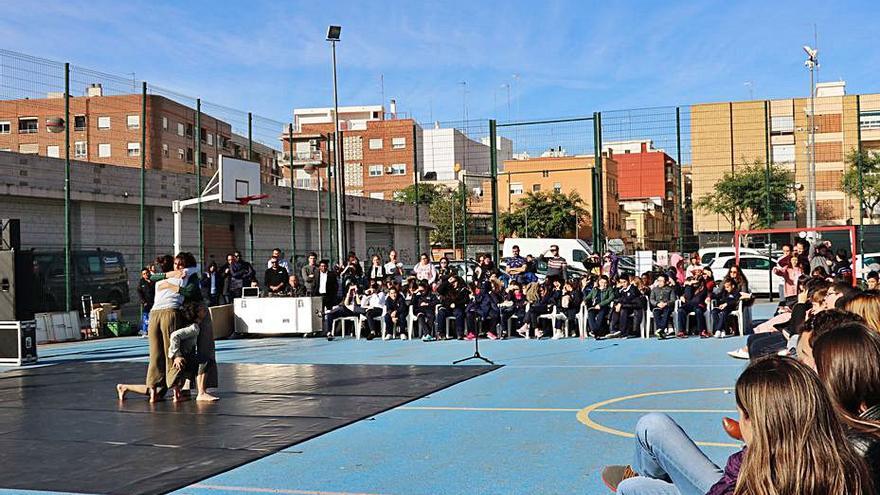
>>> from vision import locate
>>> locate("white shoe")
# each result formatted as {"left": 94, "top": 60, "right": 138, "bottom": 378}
{"left": 399, "top": 333, "right": 408, "bottom": 340}
{"left": 551, "top": 331, "right": 563, "bottom": 340}
{"left": 382, "top": 334, "right": 391, "bottom": 341}
{"left": 714, "top": 330, "right": 723, "bottom": 339}
{"left": 727, "top": 348, "right": 749, "bottom": 360}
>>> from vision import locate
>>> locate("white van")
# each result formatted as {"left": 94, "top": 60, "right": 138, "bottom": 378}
{"left": 501, "top": 238, "right": 594, "bottom": 272}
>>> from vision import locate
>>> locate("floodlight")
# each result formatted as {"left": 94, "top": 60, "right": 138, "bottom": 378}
{"left": 327, "top": 25, "right": 341, "bottom": 41}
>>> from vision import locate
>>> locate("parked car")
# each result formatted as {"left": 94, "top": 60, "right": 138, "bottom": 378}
{"left": 856, "top": 252, "right": 880, "bottom": 279}
{"left": 31, "top": 249, "right": 130, "bottom": 312}
{"left": 708, "top": 254, "right": 781, "bottom": 296}
{"left": 501, "top": 238, "right": 596, "bottom": 273}
{"left": 698, "top": 247, "right": 762, "bottom": 267}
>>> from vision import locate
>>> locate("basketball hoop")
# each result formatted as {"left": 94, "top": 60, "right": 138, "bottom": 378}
{"left": 236, "top": 193, "right": 269, "bottom": 206}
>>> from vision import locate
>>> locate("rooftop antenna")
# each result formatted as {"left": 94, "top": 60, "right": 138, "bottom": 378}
{"left": 380, "top": 74, "right": 385, "bottom": 116}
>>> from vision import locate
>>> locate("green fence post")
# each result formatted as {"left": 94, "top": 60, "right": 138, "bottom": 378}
{"left": 195, "top": 99, "right": 202, "bottom": 265}
{"left": 857, "top": 94, "right": 865, "bottom": 266}
{"left": 461, "top": 177, "right": 468, "bottom": 260}
{"left": 64, "top": 62, "right": 71, "bottom": 312}
{"left": 591, "top": 112, "right": 601, "bottom": 252}
{"left": 675, "top": 107, "right": 684, "bottom": 254}
{"left": 489, "top": 119, "right": 500, "bottom": 263}
{"left": 288, "top": 123, "right": 296, "bottom": 265}
{"left": 413, "top": 123, "right": 421, "bottom": 255}
{"left": 326, "top": 155, "right": 334, "bottom": 264}
{"left": 140, "top": 82, "right": 146, "bottom": 269}
{"left": 764, "top": 100, "right": 774, "bottom": 301}
{"left": 247, "top": 112, "right": 254, "bottom": 262}
{"left": 596, "top": 112, "right": 604, "bottom": 251}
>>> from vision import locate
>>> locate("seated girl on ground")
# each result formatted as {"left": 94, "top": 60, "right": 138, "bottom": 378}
{"left": 601, "top": 355, "right": 871, "bottom": 495}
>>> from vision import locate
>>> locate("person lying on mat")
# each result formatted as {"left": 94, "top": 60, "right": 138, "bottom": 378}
{"left": 117, "top": 302, "right": 219, "bottom": 402}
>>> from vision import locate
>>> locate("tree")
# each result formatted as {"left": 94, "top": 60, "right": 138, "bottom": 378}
{"left": 840, "top": 148, "right": 880, "bottom": 223}
{"left": 695, "top": 159, "right": 794, "bottom": 231}
{"left": 396, "top": 183, "right": 473, "bottom": 246}
{"left": 499, "top": 190, "right": 589, "bottom": 238}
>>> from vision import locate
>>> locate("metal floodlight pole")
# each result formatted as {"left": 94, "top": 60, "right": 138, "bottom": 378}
{"left": 196, "top": 99, "right": 202, "bottom": 265}
{"left": 288, "top": 124, "right": 296, "bottom": 265}
{"left": 461, "top": 173, "right": 468, "bottom": 260}
{"left": 489, "top": 119, "right": 500, "bottom": 263}
{"left": 326, "top": 149, "right": 334, "bottom": 264}
{"left": 596, "top": 112, "right": 604, "bottom": 251}
{"left": 329, "top": 32, "right": 345, "bottom": 265}
{"left": 591, "top": 112, "right": 601, "bottom": 252}
{"left": 413, "top": 124, "right": 421, "bottom": 254}
{"left": 64, "top": 62, "right": 71, "bottom": 312}
{"left": 247, "top": 112, "right": 254, "bottom": 261}
{"left": 675, "top": 107, "right": 684, "bottom": 253}
{"left": 316, "top": 168, "right": 324, "bottom": 258}
{"left": 140, "top": 82, "right": 147, "bottom": 269}
{"left": 804, "top": 47, "right": 818, "bottom": 229}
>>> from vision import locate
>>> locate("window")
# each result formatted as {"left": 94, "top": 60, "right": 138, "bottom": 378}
{"left": 369, "top": 138, "right": 383, "bottom": 150}
{"left": 532, "top": 184, "right": 541, "bottom": 192}
{"left": 392, "top": 137, "right": 406, "bottom": 149}
{"left": 370, "top": 192, "right": 385, "bottom": 200}
{"left": 207, "top": 133, "right": 213, "bottom": 146}
{"left": 200, "top": 128, "right": 206, "bottom": 142}
{"left": 47, "top": 145, "right": 60, "bottom": 158}
{"left": 772, "top": 144, "right": 795, "bottom": 164}
{"left": 177, "top": 123, "right": 184, "bottom": 136}
{"left": 207, "top": 156, "right": 214, "bottom": 167}
{"left": 74, "top": 115, "right": 86, "bottom": 131}
{"left": 0, "top": 121, "right": 9, "bottom": 134}
{"left": 162, "top": 144, "right": 169, "bottom": 157}
{"left": 127, "top": 115, "right": 140, "bottom": 129}
{"left": 162, "top": 116, "right": 168, "bottom": 130}
{"left": 0, "top": 148, "right": 10, "bottom": 152}
{"left": 186, "top": 123, "right": 193, "bottom": 137}
{"left": 573, "top": 250, "right": 587, "bottom": 262}
{"left": 127, "top": 142, "right": 140, "bottom": 157}
{"left": 770, "top": 115, "right": 794, "bottom": 134}
{"left": 18, "top": 118, "right": 38, "bottom": 134}
{"left": 186, "top": 147, "right": 193, "bottom": 163}
{"left": 553, "top": 182, "right": 562, "bottom": 194}
{"left": 368, "top": 164, "right": 383, "bottom": 176}
{"left": 861, "top": 112, "right": 880, "bottom": 130}
{"left": 510, "top": 183, "right": 523, "bottom": 195}
{"left": 19, "top": 143, "right": 38, "bottom": 154}
{"left": 200, "top": 151, "right": 207, "bottom": 164}
{"left": 389, "top": 163, "right": 406, "bottom": 175}
{"left": 74, "top": 141, "right": 87, "bottom": 158}
{"left": 178, "top": 148, "right": 184, "bottom": 160}
{"left": 98, "top": 143, "right": 111, "bottom": 158}
{"left": 97, "top": 116, "right": 111, "bottom": 129}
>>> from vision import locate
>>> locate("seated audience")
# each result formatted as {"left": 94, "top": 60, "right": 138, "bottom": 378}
{"left": 466, "top": 281, "right": 499, "bottom": 340}
{"left": 586, "top": 276, "right": 615, "bottom": 337}
{"left": 649, "top": 274, "right": 676, "bottom": 339}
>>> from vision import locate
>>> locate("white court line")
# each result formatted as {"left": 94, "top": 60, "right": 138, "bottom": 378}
{"left": 192, "top": 484, "right": 387, "bottom": 495}
{"left": 505, "top": 364, "right": 742, "bottom": 368}
{"left": 396, "top": 406, "right": 736, "bottom": 413}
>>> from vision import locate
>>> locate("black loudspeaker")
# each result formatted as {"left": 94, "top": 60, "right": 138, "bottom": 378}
{"left": 0, "top": 250, "right": 34, "bottom": 321}
{"left": 0, "top": 219, "right": 21, "bottom": 251}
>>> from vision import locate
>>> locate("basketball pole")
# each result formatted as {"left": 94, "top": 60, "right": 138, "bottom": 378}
{"left": 247, "top": 112, "right": 255, "bottom": 262}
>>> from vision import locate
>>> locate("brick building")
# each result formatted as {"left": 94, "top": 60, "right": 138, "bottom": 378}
{"left": 0, "top": 85, "right": 277, "bottom": 183}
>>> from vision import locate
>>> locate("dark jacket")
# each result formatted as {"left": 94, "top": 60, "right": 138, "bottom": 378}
{"left": 586, "top": 287, "right": 615, "bottom": 308}
{"left": 503, "top": 291, "right": 528, "bottom": 311}
{"left": 385, "top": 294, "right": 407, "bottom": 317}
{"left": 713, "top": 288, "right": 741, "bottom": 309}
{"left": 301, "top": 264, "right": 318, "bottom": 295}
{"left": 705, "top": 448, "right": 744, "bottom": 495}
{"left": 467, "top": 290, "right": 499, "bottom": 317}
{"left": 368, "top": 264, "right": 389, "bottom": 282}
{"left": 848, "top": 404, "right": 880, "bottom": 493}
{"left": 560, "top": 289, "right": 582, "bottom": 311}
{"left": 264, "top": 267, "right": 289, "bottom": 293}
{"left": 137, "top": 278, "right": 154, "bottom": 312}
{"left": 649, "top": 285, "right": 675, "bottom": 307}
{"left": 616, "top": 284, "right": 642, "bottom": 310}
{"left": 683, "top": 282, "right": 709, "bottom": 308}
{"left": 411, "top": 291, "right": 437, "bottom": 316}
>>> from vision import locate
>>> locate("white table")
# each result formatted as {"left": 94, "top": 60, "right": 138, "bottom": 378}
{"left": 233, "top": 296, "right": 322, "bottom": 335}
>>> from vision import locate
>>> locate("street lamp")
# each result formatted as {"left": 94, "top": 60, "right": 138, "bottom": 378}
{"left": 327, "top": 25, "right": 345, "bottom": 264}
{"left": 804, "top": 44, "right": 818, "bottom": 229}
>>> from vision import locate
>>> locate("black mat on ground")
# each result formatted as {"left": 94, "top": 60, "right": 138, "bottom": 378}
{"left": 0, "top": 361, "right": 498, "bottom": 495}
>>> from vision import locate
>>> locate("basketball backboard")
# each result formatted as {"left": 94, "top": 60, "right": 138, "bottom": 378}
{"left": 218, "top": 155, "right": 262, "bottom": 205}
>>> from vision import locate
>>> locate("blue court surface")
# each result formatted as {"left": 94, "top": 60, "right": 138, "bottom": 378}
{"left": 1, "top": 305, "right": 775, "bottom": 495}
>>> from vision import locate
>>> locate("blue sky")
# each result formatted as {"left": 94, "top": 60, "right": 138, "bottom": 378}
{"left": 4, "top": 0, "right": 880, "bottom": 126}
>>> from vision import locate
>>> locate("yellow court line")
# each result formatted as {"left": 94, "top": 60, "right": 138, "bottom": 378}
{"left": 193, "top": 484, "right": 387, "bottom": 495}
{"left": 576, "top": 386, "right": 741, "bottom": 448}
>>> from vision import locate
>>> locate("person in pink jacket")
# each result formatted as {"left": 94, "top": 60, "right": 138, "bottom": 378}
{"left": 774, "top": 254, "right": 804, "bottom": 303}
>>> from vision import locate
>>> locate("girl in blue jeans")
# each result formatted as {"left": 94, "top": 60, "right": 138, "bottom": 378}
{"left": 602, "top": 356, "right": 870, "bottom": 494}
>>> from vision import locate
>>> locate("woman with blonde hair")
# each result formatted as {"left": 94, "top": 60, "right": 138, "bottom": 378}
{"left": 602, "top": 356, "right": 871, "bottom": 495}
{"left": 844, "top": 291, "right": 880, "bottom": 332}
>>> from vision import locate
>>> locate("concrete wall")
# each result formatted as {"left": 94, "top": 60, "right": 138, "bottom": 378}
{"left": 0, "top": 151, "right": 431, "bottom": 308}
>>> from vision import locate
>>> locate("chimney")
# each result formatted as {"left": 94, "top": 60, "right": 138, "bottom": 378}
{"left": 87, "top": 83, "right": 103, "bottom": 97}
{"left": 389, "top": 99, "right": 397, "bottom": 118}
{"left": 640, "top": 142, "right": 647, "bottom": 153}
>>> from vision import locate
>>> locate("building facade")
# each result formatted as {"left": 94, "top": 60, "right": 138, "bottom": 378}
{"left": 690, "top": 83, "right": 880, "bottom": 243}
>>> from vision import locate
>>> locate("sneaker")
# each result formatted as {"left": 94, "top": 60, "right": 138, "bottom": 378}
{"left": 516, "top": 324, "right": 529, "bottom": 338}
{"left": 714, "top": 330, "right": 723, "bottom": 339}
{"left": 665, "top": 328, "right": 675, "bottom": 336}
{"left": 676, "top": 331, "right": 687, "bottom": 339}
{"left": 465, "top": 332, "right": 476, "bottom": 341}
{"left": 382, "top": 333, "right": 392, "bottom": 341}
{"left": 487, "top": 331, "right": 498, "bottom": 340}
{"left": 728, "top": 348, "right": 750, "bottom": 360}
{"left": 326, "top": 332, "right": 334, "bottom": 341}
{"left": 601, "top": 464, "right": 638, "bottom": 492}
{"left": 399, "top": 333, "right": 408, "bottom": 340}
{"left": 551, "top": 331, "right": 563, "bottom": 340}
{"left": 535, "top": 330, "right": 545, "bottom": 339}
{"left": 699, "top": 330, "right": 711, "bottom": 339}
{"left": 606, "top": 330, "right": 622, "bottom": 339}
{"left": 421, "top": 334, "right": 436, "bottom": 342}
{"left": 366, "top": 332, "right": 375, "bottom": 341}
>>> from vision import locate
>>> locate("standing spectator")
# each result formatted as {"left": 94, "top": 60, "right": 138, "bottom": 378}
{"left": 541, "top": 245, "right": 568, "bottom": 281}
{"left": 201, "top": 262, "right": 220, "bottom": 306}
{"left": 137, "top": 268, "right": 154, "bottom": 337}
{"left": 505, "top": 245, "right": 529, "bottom": 285}
{"left": 413, "top": 253, "right": 437, "bottom": 285}
{"left": 774, "top": 254, "right": 804, "bottom": 305}
{"left": 266, "top": 248, "right": 291, "bottom": 273}
{"left": 220, "top": 253, "right": 235, "bottom": 303}
{"left": 586, "top": 276, "right": 615, "bottom": 337}
{"left": 649, "top": 274, "right": 676, "bottom": 338}
{"left": 316, "top": 259, "right": 339, "bottom": 312}
{"left": 286, "top": 274, "right": 306, "bottom": 297}
{"left": 384, "top": 249, "right": 404, "bottom": 284}
{"left": 301, "top": 252, "right": 318, "bottom": 296}
{"left": 367, "top": 255, "right": 389, "bottom": 283}
{"left": 224, "top": 253, "right": 247, "bottom": 301}
{"left": 603, "top": 252, "right": 619, "bottom": 279}
{"left": 264, "top": 258, "right": 289, "bottom": 295}
{"left": 685, "top": 253, "right": 703, "bottom": 278}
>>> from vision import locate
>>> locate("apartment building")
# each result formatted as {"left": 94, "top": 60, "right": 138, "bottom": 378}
{"left": 689, "top": 82, "right": 880, "bottom": 242}
{"left": 603, "top": 140, "right": 682, "bottom": 250}
{"left": 495, "top": 154, "right": 622, "bottom": 240}
{"left": 0, "top": 85, "right": 281, "bottom": 184}
{"left": 282, "top": 103, "right": 421, "bottom": 200}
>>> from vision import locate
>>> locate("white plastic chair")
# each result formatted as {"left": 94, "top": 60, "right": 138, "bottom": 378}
{"left": 708, "top": 298, "right": 745, "bottom": 336}
{"left": 643, "top": 296, "right": 675, "bottom": 339}
{"left": 674, "top": 299, "right": 712, "bottom": 335}
{"left": 331, "top": 315, "right": 361, "bottom": 339}
{"left": 538, "top": 305, "right": 570, "bottom": 338}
